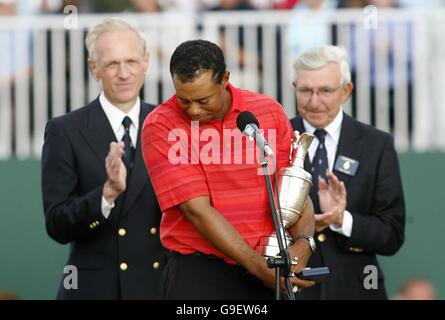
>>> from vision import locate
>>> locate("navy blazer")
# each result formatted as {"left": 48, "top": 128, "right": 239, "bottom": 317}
{"left": 42, "top": 98, "right": 167, "bottom": 299}
{"left": 291, "top": 113, "right": 405, "bottom": 300}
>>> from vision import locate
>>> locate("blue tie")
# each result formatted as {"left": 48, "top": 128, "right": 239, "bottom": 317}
{"left": 312, "top": 129, "right": 328, "bottom": 182}
{"left": 310, "top": 129, "right": 328, "bottom": 214}
{"left": 121, "top": 116, "right": 135, "bottom": 170}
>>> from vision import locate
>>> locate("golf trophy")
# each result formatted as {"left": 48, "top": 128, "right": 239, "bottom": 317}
{"left": 256, "top": 131, "right": 314, "bottom": 258}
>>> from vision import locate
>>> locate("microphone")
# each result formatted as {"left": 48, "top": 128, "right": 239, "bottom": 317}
{"left": 236, "top": 111, "right": 274, "bottom": 156}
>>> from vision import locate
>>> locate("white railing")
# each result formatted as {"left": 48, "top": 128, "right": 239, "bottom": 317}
{"left": 0, "top": 9, "right": 444, "bottom": 160}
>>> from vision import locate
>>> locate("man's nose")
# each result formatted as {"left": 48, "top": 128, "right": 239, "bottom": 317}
{"left": 308, "top": 91, "right": 321, "bottom": 105}
{"left": 117, "top": 63, "right": 130, "bottom": 79}
{"left": 188, "top": 103, "right": 201, "bottom": 117}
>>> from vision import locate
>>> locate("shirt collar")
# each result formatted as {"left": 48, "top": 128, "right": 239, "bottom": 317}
{"left": 302, "top": 107, "right": 343, "bottom": 143}
{"left": 99, "top": 92, "right": 140, "bottom": 133}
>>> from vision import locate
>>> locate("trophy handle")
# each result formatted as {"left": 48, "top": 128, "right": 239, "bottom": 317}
{"left": 289, "top": 131, "right": 300, "bottom": 164}
{"left": 293, "top": 133, "right": 314, "bottom": 166}
{"left": 298, "top": 133, "right": 315, "bottom": 156}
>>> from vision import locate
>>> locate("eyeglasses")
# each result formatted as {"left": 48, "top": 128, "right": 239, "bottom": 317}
{"left": 296, "top": 86, "right": 341, "bottom": 99}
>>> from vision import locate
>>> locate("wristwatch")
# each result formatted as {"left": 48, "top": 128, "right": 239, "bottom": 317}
{"left": 296, "top": 235, "right": 316, "bottom": 253}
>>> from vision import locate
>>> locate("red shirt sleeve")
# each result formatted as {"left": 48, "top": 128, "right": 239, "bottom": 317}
{"left": 141, "top": 112, "right": 210, "bottom": 212}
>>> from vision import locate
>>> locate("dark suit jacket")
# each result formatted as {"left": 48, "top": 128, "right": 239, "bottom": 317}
{"left": 41, "top": 98, "right": 167, "bottom": 299}
{"left": 291, "top": 113, "right": 405, "bottom": 300}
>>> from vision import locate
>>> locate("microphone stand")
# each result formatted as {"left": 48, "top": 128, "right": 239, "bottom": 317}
{"left": 258, "top": 151, "right": 295, "bottom": 300}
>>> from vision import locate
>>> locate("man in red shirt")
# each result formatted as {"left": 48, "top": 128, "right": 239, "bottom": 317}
{"left": 142, "top": 40, "right": 315, "bottom": 299}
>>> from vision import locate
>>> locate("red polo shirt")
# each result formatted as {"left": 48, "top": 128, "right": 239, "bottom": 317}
{"left": 142, "top": 83, "right": 293, "bottom": 264}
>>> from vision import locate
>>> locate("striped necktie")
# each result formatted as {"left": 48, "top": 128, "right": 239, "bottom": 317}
{"left": 121, "top": 116, "right": 135, "bottom": 170}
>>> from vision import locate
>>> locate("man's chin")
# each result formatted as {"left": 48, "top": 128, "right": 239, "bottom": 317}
{"left": 307, "top": 115, "right": 327, "bottom": 128}
{"left": 114, "top": 93, "right": 138, "bottom": 104}
{"left": 190, "top": 116, "right": 211, "bottom": 124}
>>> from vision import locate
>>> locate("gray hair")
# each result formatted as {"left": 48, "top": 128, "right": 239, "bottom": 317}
{"left": 85, "top": 17, "right": 147, "bottom": 63}
{"left": 292, "top": 45, "right": 351, "bottom": 86}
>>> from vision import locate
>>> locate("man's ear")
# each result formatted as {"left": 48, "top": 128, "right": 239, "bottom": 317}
{"left": 143, "top": 52, "right": 149, "bottom": 75}
{"left": 222, "top": 71, "right": 230, "bottom": 87}
{"left": 88, "top": 57, "right": 99, "bottom": 81}
{"left": 341, "top": 82, "right": 354, "bottom": 103}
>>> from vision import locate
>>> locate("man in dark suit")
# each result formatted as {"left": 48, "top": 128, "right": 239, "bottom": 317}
{"left": 41, "top": 17, "right": 166, "bottom": 299}
{"left": 290, "top": 45, "right": 405, "bottom": 299}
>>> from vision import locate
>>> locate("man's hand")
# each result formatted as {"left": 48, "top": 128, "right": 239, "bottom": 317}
{"left": 103, "top": 142, "right": 127, "bottom": 203}
{"left": 287, "top": 239, "right": 315, "bottom": 292}
{"left": 282, "top": 198, "right": 316, "bottom": 293}
{"left": 316, "top": 172, "right": 347, "bottom": 232}
{"left": 250, "top": 252, "right": 315, "bottom": 294}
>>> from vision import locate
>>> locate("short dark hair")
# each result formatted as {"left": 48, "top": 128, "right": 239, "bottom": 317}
{"left": 170, "top": 40, "right": 227, "bottom": 84}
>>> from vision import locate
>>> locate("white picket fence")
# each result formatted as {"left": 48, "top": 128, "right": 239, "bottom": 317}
{"left": 1, "top": 8, "right": 444, "bottom": 160}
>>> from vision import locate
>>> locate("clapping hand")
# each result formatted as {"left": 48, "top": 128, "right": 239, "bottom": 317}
{"left": 315, "top": 172, "right": 347, "bottom": 232}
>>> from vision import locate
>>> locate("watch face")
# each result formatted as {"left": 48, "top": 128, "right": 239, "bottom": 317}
{"left": 298, "top": 235, "right": 316, "bottom": 252}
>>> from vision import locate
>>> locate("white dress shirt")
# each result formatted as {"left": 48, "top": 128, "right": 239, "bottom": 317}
{"left": 302, "top": 108, "right": 353, "bottom": 237}
{"left": 100, "top": 92, "right": 140, "bottom": 219}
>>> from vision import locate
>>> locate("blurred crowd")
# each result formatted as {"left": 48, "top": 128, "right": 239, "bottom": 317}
{"left": 1, "top": 0, "right": 444, "bottom": 149}
{"left": 1, "top": 0, "right": 445, "bottom": 16}
{"left": 393, "top": 278, "right": 437, "bottom": 300}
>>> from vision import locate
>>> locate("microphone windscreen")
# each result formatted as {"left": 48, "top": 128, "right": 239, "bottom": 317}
{"left": 236, "top": 111, "right": 260, "bottom": 132}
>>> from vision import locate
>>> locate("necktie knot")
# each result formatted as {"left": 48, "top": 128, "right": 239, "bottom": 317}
{"left": 122, "top": 116, "right": 132, "bottom": 131}
{"left": 314, "top": 129, "right": 327, "bottom": 143}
